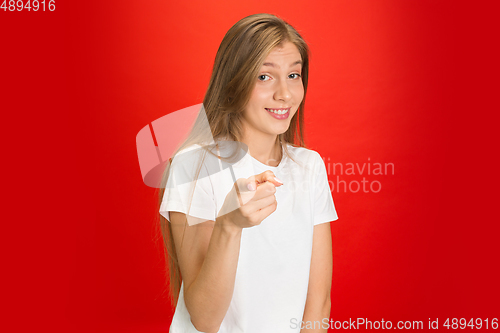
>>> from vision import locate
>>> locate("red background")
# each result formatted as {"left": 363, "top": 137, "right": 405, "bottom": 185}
{"left": 2, "top": 0, "right": 499, "bottom": 332}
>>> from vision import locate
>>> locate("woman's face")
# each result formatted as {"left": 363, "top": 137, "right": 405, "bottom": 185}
{"left": 242, "top": 41, "right": 304, "bottom": 139}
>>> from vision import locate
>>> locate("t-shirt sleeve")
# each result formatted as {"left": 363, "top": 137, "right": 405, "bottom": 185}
{"left": 159, "top": 148, "right": 217, "bottom": 225}
{"left": 312, "top": 152, "right": 338, "bottom": 225}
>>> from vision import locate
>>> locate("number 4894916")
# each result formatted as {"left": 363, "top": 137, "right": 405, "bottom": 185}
{"left": 1, "top": 0, "right": 56, "bottom": 11}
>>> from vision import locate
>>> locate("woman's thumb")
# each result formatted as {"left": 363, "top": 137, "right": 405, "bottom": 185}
{"left": 246, "top": 176, "right": 257, "bottom": 191}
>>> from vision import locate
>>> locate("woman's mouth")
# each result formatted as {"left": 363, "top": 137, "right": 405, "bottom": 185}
{"left": 265, "top": 107, "right": 290, "bottom": 120}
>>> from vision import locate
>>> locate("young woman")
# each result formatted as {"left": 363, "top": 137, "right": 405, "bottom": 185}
{"left": 158, "top": 13, "right": 338, "bottom": 333}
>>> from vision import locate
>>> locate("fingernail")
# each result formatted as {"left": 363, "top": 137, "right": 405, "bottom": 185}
{"left": 247, "top": 182, "right": 256, "bottom": 191}
{"left": 274, "top": 177, "right": 283, "bottom": 184}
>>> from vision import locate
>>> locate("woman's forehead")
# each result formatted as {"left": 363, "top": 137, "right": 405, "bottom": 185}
{"left": 262, "top": 42, "right": 302, "bottom": 68}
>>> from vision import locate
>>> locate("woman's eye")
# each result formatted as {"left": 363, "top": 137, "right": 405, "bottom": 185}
{"left": 258, "top": 74, "right": 271, "bottom": 81}
{"left": 289, "top": 73, "right": 301, "bottom": 79}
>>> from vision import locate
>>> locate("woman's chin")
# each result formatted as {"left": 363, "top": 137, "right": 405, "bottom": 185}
{"left": 272, "top": 125, "right": 291, "bottom": 136}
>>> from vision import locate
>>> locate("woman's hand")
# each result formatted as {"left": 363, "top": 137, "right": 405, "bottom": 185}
{"left": 217, "top": 170, "right": 283, "bottom": 230}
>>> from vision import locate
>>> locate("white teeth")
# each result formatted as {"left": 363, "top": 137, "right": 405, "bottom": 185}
{"left": 267, "top": 109, "right": 289, "bottom": 115}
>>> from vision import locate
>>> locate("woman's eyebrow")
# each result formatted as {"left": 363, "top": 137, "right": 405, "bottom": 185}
{"left": 262, "top": 60, "right": 302, "bottom": 69}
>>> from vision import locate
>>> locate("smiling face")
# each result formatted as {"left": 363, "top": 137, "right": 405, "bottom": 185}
{"left": 241, "top": 41, "right": 304, "bottom": 141}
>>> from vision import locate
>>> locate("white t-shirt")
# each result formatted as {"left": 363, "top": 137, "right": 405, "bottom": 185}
{"left": 160, "top": 142, "right": 338, "bottom": 333}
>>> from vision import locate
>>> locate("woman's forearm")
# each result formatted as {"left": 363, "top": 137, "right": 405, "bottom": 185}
{"left": 300, "top": 298, "right": 331, "bottom": 332}
{"left": 184, "top": 215, "right": 242, "bottom": 333}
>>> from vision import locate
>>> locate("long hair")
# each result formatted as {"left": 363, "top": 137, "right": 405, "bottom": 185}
{"left": 156, "top": 13, "right": 310, "bottom": 309}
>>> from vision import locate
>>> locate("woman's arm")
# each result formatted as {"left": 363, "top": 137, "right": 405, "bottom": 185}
{"left": 301, "top": 222, "right": 333, "bottom": 332}
{"left": 170, "top": 212, "right": 242, "bottom": 333}
{"left": 170, "top": 171, "right": 281, "bottom": 333}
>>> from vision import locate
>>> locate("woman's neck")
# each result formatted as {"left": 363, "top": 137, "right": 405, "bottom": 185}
{"left": 241, "top": 132, "right": 282, "bottom": 167}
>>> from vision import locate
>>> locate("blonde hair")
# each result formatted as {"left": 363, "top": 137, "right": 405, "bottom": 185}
{"left": 156, "top": 13, "right": 310, "bottom": 309}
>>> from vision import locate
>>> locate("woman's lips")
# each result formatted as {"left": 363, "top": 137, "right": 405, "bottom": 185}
{"left": 265, "top": 107, "right": 290, "bottom": 120}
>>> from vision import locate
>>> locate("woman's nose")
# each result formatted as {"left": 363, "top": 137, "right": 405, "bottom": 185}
{"left": 273, "top": 80, "right": 292, "bottom": 102}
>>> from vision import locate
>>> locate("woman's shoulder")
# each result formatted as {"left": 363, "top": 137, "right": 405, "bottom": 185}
{"left": 169, "top": 143, "right": 212, "bottom": 175}
{"left": 172, "top": 141, "right": 218, "bottom": 162}
{"left": 171, "top": 141, "right": 235, "bottom": 179}
{"left": 175, "top": 143, "right": 206, "bottom": 155}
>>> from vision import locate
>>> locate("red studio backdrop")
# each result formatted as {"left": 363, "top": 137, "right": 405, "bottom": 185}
{"left": 2, "top": 0, "right": 499, "bottom": 332}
